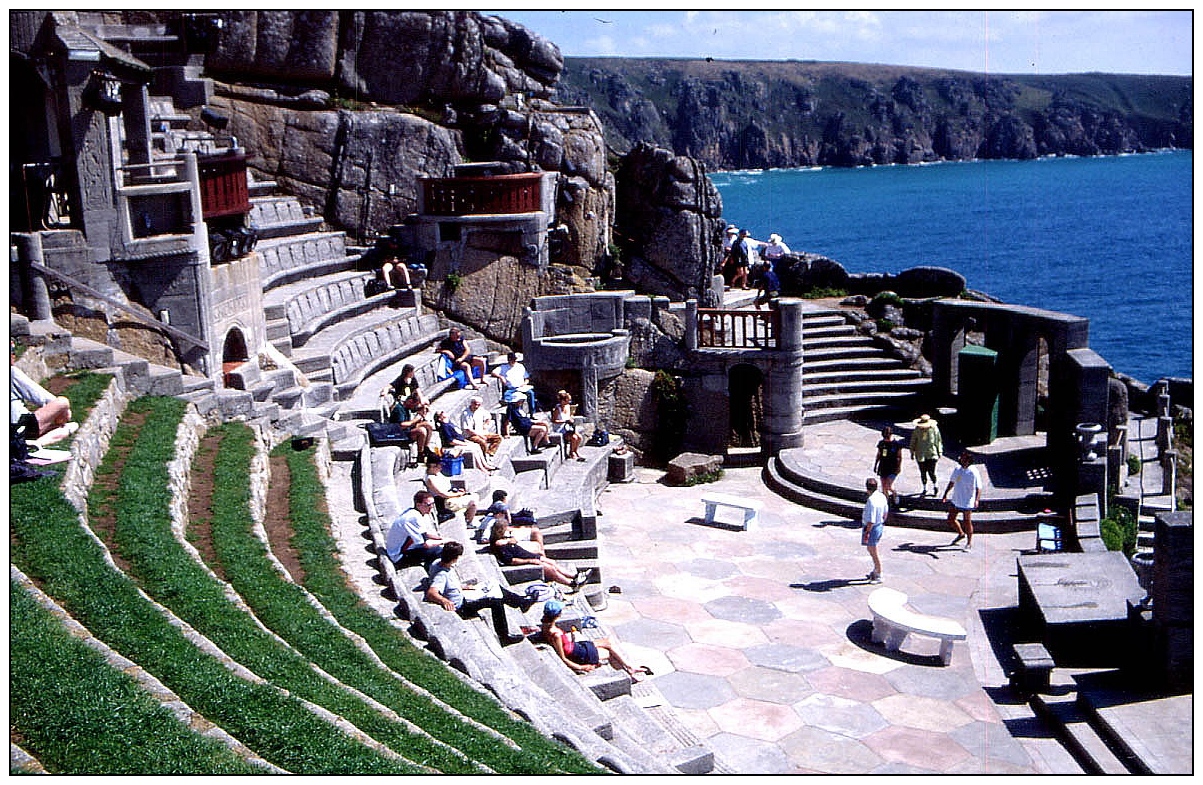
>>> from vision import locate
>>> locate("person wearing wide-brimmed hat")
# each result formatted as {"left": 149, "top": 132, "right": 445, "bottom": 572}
{"left": 761, "top": 232, "right": 791, "bottom": 264}
{"left": 909, "top": 413, "right": 943, "bottom": 496}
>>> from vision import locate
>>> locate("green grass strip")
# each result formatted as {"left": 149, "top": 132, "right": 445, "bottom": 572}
{"left": 280, "top": 442, "right": 604, "bottom": 774}
{"left": 100, "top": 401, "right": 467, "bottom": 773}
{"left": 9, "top": 577, "right": 262, "bottom": 775}
{"left": 10, "top": 397, "right": 414, "bottom": 774}
{"left": 211, "top": 423, "right": 551, "bottom": 772}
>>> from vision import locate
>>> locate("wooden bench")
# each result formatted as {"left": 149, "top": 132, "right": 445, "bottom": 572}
{"left": 867, "top": 587, "right": 967, "bottom": 666}
{"left": 700, "top": 492, "right": 762, "bottom": 530}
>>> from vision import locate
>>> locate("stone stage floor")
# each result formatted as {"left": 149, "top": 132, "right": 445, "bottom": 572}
{"left": 584, "top": 419, "right": 1187, "bottom": 774}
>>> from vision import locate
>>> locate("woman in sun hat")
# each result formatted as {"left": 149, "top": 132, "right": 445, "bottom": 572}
{"left": 721, "top": 225, "right": 740, "bottom": 285}
{"left": 540, "top": 600, "right": 653, "bottom": 680}
{"left": 909, "top": 413, "right": 943, "bottom": 496}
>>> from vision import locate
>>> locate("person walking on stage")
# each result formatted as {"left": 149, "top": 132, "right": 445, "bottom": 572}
{"left": 862, "top": 477, "right": 888, "bottom": 584}
{"left": 873, "top": 426, "right": 905, "bottom": 505}
{"left": 909, "top": 414, "right": 943, "bottom": 496}
{"left": 943, "top": 451, "right": 983, "bottom": 550}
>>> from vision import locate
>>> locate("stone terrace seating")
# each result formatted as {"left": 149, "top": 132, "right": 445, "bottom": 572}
{"left": 289, "top": 310, "right": 440, "bottom": 397}
{"left": 249, "top": 195, "right": 324, "bottom": 240}
{"left": 257, "top": 230, "right": 357, "bottom": 290}
{"left": 358, "top": 443, "right": 679, "bottom": 774}
{"left": 263, "top": 270, "right": 411, "bottom": 352}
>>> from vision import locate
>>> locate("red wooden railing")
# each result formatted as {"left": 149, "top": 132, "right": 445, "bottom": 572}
{"left": 697, "top": 308, "right": 781, "bottom": 349}
{"left": 421, "top": 172, "right": 543, "bottom": 216}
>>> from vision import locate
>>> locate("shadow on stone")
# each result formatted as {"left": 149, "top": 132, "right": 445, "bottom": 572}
{"left": 891, "top": 541, "right": 957, "bottom": 559}
{"left": 813, "top": 519, "right": 859, "bottom": 529}
{"left": 793, "top": 577, "right": 861, "bottom": 592}
{"left": 686, "top": 515, "right": 747, "bottom": 532}
{"left": 844, "top": 618, "right": 945, "bottom": 667}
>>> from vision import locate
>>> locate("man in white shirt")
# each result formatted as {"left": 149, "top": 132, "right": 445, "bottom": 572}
{"left": 386, "top": 491, "right": 444, "bottom": 566}
{"left": 861, "top": 477, "right": 888, "bottom": 583}
{"left": 942, "top": 451, "right": 983, "bottom": 550}
{"left": 491, "top": 351, "right": 537, "bottom": 413}
{"left": 425, "top": 541, "right": 534, "bottom": 645}
{"left": 459, "top": 395, "right": 502, "bottom": 456}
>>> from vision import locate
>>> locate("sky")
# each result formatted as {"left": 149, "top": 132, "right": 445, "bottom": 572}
{"left": 482, "top": 10, "right": 1193, "bottom": 76}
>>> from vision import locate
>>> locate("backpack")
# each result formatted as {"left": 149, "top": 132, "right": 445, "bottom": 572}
{"left": 525, "top": 583, "right": 555, "bottom": 602}
{"left": 587, "top": 427, "right": 610, "bottom": 447}
{"left": 511, "top": 507, "right": 538, "bottom": 526}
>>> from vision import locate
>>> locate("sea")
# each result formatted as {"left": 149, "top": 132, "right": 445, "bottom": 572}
{"left": 711, "top": 150, "right": 1193, "bottom": 387}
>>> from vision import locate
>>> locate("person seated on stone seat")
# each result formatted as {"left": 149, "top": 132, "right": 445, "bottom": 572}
{"left": 492, "top": 351, "right": 537, "bottom": 413}
{"left": 751, "top": 260, "right": 781, "bottom": 311}
{"left": 392, "top": 394, "right": 436, "bottom": 463}
{"left": 434, "top": 410, "right": 497, "bottom": 472}
{"left": 460, "top": 395, "right": 503, "bottom": 458}
{"left": 489, "top": 507, "right": 584, "bottom": 589}
{"left": 425, "top": 541, "right": 533, "bottom": 646}
{"left": 539, "top": 600, "right": 652, "bottom": 681}
{"left": 10, "top": 341, "right": 77, "bottom": 447}
{"left": 385, "top": 490, "right": 444, "bottom": 567}
{"left": 389, "top": 363, "right": 427, "bottom": 408}
{"left": 438, "top": 327, "right": 487, "bottom": 390}
{"left": 505, "top": 400, "right": 551, "bottom": 454}
{"left": 551, "top": 390, "right": 584, "bottom": 460}
{"left": 423, "top": 457, "right": 480, "bottom": 521}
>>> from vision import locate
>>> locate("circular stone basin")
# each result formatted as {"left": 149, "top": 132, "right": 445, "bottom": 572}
{"left": 532, "top": 331, "right": 629, "bottom": 369}
{"left": 540, "top": 332, "right": 613, "bottom": 345}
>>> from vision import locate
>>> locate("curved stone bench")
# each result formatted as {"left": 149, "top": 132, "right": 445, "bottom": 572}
{"left": 868, "top": 587, "right": 966, "bottom": 666}
{"left": 258, "top": 231, "right": 355, "bottom": 291}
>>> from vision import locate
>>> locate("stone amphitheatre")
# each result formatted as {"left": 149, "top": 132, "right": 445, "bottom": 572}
{"left": 9, "top": 11, "right": 1191, "bottom": 775}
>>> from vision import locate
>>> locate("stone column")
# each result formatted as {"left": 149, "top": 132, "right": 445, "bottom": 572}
{"left": 684, "top": 299, "right": 698, "bottom": 352}
{"left": 761, "top": 298, "right": 805, "bottom": 454}
{"left": 12, "top": 233, "right": 52, "bottom": 321}
{"left": 1152, "top": 511, "right": 1193, "bottom": 693}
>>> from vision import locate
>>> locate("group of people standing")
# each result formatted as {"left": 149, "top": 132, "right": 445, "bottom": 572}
{"left": 862, "top": 414, "right": 984, "bottom": 583}
{"left": 721, "top": 226, "right": 789, "bottom": 309}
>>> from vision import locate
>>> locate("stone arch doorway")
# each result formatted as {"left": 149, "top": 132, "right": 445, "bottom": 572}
{"left": 221, "top": 327, "right": 249, "bottom": 388}
{"left": 728, "top": 363, "right": 764, "bottom": 450}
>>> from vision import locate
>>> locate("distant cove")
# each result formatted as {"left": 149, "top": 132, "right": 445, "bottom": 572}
{"left": 712, "top": 150, "right": 1193, "bottom": 386}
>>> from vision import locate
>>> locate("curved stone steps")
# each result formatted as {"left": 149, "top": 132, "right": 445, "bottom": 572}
{"left": 767, "top": 447, "right": 1050, "bottom": 531}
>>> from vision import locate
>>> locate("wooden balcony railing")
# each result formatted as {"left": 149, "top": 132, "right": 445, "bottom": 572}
{"left": 697, "top": 308, "right": 781, "bottom": 349}
{"left": 421, "top": 172, "right": 543, "bottom": 216}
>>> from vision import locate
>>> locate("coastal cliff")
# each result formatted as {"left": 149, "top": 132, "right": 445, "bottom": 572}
{"left": 552, "top": 58, "right": 1193, "bottom": 170}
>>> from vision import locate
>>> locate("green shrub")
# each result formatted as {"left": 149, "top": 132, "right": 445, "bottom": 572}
{"left": 1127, "top": 455, "right": 1142, "bottom": 476}
{"left": 797, "top": 286, "right": 849, "bottom": 299}
{"left": 444, "top": 270, "right": 463, "bottom": 292}
{"left": 1100, "top": 504, "right": 1138, "bottom": 556}
{"left": 875, "top": 318, "right": 896, "bottom": 333}
{"left": 683, "top": 469, "right": 724, "bottom": 486}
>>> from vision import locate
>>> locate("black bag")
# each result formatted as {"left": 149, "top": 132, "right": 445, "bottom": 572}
{"left": 365, "top": 278, "right": 390, "bottom": 297}
{"left": 511, "top": 508, "right": 538, "bottom": 526}
{"left": 587, "top": 427, "right": 609, "bottom": 447}
{"left": 366, "top": 422, "right": 411, "bottom": 447}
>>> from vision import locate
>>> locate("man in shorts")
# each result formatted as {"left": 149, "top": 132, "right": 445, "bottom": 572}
{"left": 862, "top": 477, "right": 888, "bottom": 583}
{"left": 942, "top": 451, "right": 983, "bottom": 550}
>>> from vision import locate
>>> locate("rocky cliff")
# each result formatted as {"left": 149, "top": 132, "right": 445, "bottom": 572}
{"left": 553, "top": 58, "right": 1193, "bottom": 170}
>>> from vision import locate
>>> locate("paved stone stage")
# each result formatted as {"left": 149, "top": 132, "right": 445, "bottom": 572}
{"left": 1016, "top": 552, "right": 1146, "bottom": 666}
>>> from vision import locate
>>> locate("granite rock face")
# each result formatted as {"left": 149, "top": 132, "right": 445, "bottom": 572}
{"left": 614, "top": 143, "right": 725, "bottom": 305}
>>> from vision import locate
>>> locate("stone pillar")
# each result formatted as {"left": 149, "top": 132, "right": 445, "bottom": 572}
{"left": 684, "top": 299, "right": 698, "bottom": 352}
{"left": 1160, "top": 450, "right": 1177, "bottom": 497}
{"left": 12, "top": 233, "right": 52, "bottom": 321}
{"left": 580, "top": 367, "right": 599, "bottom": 422}
{"left": 1152, "top": 511, "right": 1193, "bottom": 693}
{"left": 761, "top": 298, "right": 805, "bottom": 454}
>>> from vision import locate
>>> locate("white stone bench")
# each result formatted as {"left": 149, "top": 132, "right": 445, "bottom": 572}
{"left": 868, "top": 587, "right": 967, "bottom": 666}
{"left": 700, "top": 492, "right": 762, "bottom": 530}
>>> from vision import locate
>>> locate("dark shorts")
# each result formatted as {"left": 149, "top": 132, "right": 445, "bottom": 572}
{"left": 497, "top": 542, "right": 539, "bottom": 564}
{"left": 568, "top": 639, "right": 600, "bottom": 666}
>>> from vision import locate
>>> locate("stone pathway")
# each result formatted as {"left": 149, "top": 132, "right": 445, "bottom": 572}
{"left": 589, "top": 462, "right": 1079, "bottom": 774}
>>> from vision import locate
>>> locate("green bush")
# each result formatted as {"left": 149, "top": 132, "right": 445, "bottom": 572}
{"left": 683, "top": 469, "right": 724, "bottom": 486}
{"left": 1127, "top": 454, "right": 1142, "bottom": 476}
{"left": 1100, "top": 504, "right": 1138, "bottom": 556}
{"left": 797, "top": 286, "right": 849, "bottom": 299}
{"left": 444, "top": 270, "right": 463, "bottom": 292}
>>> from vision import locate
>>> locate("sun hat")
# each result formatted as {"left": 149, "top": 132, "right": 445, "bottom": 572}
{"left": 769, "top": 233, "right": 782, "bottom": 242}
{"left": 913, "top": 414, "right": 937, "bottom": 428}
{"left": 542, "top": 599, "right": 564, "bottom": 618}
{"left": 725, "top": 226, "right": 739, "bottom": 234}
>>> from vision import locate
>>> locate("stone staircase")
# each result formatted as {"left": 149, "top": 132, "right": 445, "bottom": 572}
{"left": 801, "top": 309, "right": 930, "bottom": 424}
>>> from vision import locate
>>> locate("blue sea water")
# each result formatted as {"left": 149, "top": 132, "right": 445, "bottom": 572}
{"left": 711, "top": 151, "right": 1193, "bottom": 386}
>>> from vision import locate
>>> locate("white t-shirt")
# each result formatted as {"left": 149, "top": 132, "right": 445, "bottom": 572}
{"left": 460, "top": 406, "right": 494, "bottom": 436}
{"left": 948, "top": 465, "right": 983, "bottom": 509}
{"left": 862, "top": 490, "right": 889, "bottom": 527}
{"left": 386, "top": 507, "right": 437, "bottom": 561}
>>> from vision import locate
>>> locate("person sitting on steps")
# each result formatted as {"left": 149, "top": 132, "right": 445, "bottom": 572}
{"left": 423, "top": 458, "right": 480, "bottom": 521}
{"left": 489, "top": 507, "right": 588, "bottom": 589}
{"left": 425, "top": 541, "right": 533, "bottom": 646}
{"left": 540, "top": 600, "right": 652, "bottom": 680}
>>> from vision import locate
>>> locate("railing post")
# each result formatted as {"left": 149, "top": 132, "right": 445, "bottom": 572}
{"left": 182, "top": 152, "right": 210, "bottom": 260}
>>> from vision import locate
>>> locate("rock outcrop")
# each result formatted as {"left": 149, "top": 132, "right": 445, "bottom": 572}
{"left": 614, "top": 143, "right": 725, "bottom": 305}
